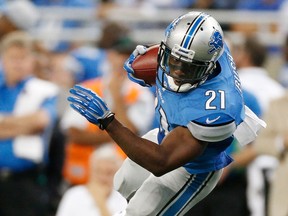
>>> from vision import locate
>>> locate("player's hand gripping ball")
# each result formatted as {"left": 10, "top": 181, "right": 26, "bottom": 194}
{"left": 124, "top": 44, "right": 159, "bottom": 87}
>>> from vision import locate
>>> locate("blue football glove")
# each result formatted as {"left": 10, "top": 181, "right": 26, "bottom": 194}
{"left": 67, "top": 85, "right": 114, "bottom": 130}
{"left": 123, "top": 45, "right": 151, "bottom": 87}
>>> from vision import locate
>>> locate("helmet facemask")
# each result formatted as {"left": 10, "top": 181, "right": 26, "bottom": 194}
{"left": 157, "top": 41, "right": 216, "bottom": 93}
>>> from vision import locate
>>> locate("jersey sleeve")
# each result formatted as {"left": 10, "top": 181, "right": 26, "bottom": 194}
{"left": 187, "top": 113, "right": 236, "bottom": 142}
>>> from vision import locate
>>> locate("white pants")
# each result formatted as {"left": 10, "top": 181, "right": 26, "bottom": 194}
{"left": 113, "top": 129, "right": 223, "bottom": 216}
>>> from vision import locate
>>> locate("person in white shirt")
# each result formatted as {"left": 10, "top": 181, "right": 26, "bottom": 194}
{"left": 56, "top": 144, "right": 127, "bottom": 216}
{"left": 232, "top": 36, "right": 285, "bottom": 216}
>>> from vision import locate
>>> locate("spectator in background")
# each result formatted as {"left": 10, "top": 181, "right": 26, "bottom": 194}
{"left": 0, "top": 0, "right": 40, "bottom": 81}
{"left": 232, "top": 35, "right": 285, "bottom": 216}
{"left": 0, "top": 0, "right": 54, "bottom": 82}
{"left": 56, "top": 144, "right": 127, "bottom": 216}
{"left": 251, "top": 91, "right": 288, "bottom": 216}
{"left": 0, "top": 2, "right": 61, "bottom": 215}
{"left": 225, "top": 90, "right": 288, "bottom": 216}
{"left": 0, "top": 31, "right": 59, "bottom": 216}
{"left": 59, "top": 34, "right": 155, "bottom": 186}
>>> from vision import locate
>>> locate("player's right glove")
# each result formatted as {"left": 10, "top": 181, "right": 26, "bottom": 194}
{"left": 68, "top": 85, "right": 115, "bottom": 130}
{"left": 123, "top": 45, "right": 151, "bottom": 87}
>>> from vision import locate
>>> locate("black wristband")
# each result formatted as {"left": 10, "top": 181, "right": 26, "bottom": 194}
{"left": 99, "top": 113, "right": 115, "bottom": 130}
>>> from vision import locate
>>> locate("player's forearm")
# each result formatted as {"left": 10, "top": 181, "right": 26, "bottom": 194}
{"left": 106, "top": 118, "right": 168, "bottom": 176}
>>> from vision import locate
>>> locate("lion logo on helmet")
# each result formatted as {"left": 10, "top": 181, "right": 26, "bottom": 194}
{"left": 208, "top": 30, "right": 223, "bottom": 54}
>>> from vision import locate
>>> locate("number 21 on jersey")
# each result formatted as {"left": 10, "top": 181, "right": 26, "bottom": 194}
{"left": 205, "top": 90, "right": 226, "bottom": 110}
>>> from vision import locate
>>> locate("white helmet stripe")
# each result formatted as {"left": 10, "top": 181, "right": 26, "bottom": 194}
{"left": 182, "top": 13, "right": 209, "bottom": 49}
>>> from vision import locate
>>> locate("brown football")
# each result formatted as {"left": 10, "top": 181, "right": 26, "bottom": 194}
{"left": 131, "top": 44, "right": 159, "bottom": 85}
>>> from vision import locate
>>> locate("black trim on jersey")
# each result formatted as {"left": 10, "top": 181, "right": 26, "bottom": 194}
{"left": 177, "top": 171, "right": 215, "bottom": 215}
{"left": 156, "top": 171, "right": 215, "bottom": 216}
{"left": 156, "top": 174, "right": 195, "bottom": 216}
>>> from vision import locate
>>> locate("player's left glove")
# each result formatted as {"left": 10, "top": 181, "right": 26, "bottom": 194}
{"left": 124, "top": 45, "right": 151, "bottom": 87}
{"left": 67, "top": 85, "right": 115, "bottom": 130}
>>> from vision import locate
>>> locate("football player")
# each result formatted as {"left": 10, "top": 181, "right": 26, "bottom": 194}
{"left": 68, "top": 11, "right": 265, "bottom": 215}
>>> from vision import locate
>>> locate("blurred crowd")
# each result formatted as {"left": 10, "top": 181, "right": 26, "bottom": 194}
{"left": 0, "top": 0, "right": 288, "bottom": 216}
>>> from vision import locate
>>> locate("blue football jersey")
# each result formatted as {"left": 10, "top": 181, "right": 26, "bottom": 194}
{"left": 155, "top": 45, "right": 245, "bottom": 174}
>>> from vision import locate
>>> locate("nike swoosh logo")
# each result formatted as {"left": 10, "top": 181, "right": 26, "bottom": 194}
{"left": 206, "top": 116, "right": 221, "bottom": 124}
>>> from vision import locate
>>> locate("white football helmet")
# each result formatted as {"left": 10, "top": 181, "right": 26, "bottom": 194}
{"left": 157, "top": 11, "right": 224, "bottom": 92}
